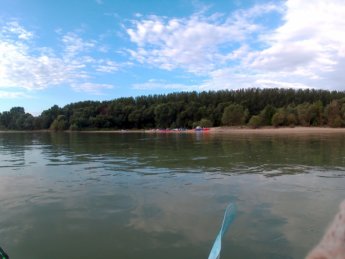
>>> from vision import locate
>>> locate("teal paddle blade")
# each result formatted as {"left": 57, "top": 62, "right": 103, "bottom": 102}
{"left": 208, "top": 203, "right": 237, "bottom": 259}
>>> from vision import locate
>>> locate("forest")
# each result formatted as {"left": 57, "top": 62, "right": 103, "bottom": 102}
{"left": 1, "top": 88, "right": 345, "bottom": 131}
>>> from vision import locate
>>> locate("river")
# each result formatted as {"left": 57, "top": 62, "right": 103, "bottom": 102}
{"left": 0, "top": 132, "right": 345, "bottom": 258}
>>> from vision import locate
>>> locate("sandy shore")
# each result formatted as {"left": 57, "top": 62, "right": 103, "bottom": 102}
{"left": 79, "top": 127, "right": 345, "bottom": 135}
{"left": 1, "top": 127, "right": 345, "bottom": 135}
{"left": 208, "top": 126, "right": 345, "bottom": 135}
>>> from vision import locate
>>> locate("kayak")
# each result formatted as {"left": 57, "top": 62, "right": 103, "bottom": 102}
{"left": 195, "top": 127, "right": 210, "bottom": 131}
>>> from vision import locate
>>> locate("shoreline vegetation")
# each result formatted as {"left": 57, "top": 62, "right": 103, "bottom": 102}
{"left": 2, "top": 88, "right": 345, "bottom": 131}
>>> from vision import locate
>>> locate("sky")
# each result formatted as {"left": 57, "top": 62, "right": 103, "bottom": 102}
{"left": 1, "top": 0, "right": 345, "bottom": 115}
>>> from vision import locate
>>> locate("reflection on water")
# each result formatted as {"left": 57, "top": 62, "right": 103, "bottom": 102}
{"left": 0, "top": 132, "right": 345, "bottom": 258}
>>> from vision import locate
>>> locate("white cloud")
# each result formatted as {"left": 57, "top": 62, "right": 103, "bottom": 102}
{"left": 247, "top": 0, "right": 345, "bottom": 90}
{"left": 128, "top": 0, "right": 345, "bottom": 92}
{"left": 2, "top": 21, "right": 33, "bottom": 40}
{"left": 71, "top": 82, "right": 113, "bottom": 95}
{"left": 133, "top": 79, "right": 198, "bottom": 91}
{"left": 125, "top": 4, "right": 279, "bottom": 74}
{"left": 96, "top": 60, "right": 119, "bottom": 73}
{"left": 0, "top": 90, "right": 29, "bottom": 99}
{"left": 3, "top": 0, "right": 345, "bottom": 97}
{"left": 0, "top": 41, "right": 83, "bottom": 90}
{"left": 0, "top": 22, "right": 118, "bottom": 94}
{"left": 197, "top": 66, "right": 316, "bottom": 92}
{"left": 62, "top": 32, "right": 96, "bottom": 58}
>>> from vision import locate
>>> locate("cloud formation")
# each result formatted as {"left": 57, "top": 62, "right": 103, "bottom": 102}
{"left": 127, "top": 0, "right": 345, "bottom": 91}
{"left": 96, "top": 60, "right": 119, "bottom": 73}
{"left": 0, "top": 90, "right": 30, "bottom": 99}
{"left": 71, "top": 82, "right": 113, "bottom": 95}
{"left": 126, "top": 3, "right": 280, "bottom": 73}
{"left": 0, "top": 22, "right": 118, "bottom": 96}
{"left": 2, "top": 0, "right": 345, "bottom": 101}
{"left": 247, "top": 0, "right": 345, "bottom": 89}
{"left": 132, "top": 79, "right": 198, "bottom": 91}
{"left": 126, "top": 4, "right": 278, "bottom": 74}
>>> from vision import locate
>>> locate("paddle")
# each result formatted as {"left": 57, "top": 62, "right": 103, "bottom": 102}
{"left": 208, "top": 203, "right": 237, "bottom": 259}
{"left": 0, "top": 247, "right": 9, "bottom": 259}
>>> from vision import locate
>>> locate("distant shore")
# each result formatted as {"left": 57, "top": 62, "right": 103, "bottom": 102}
{"left": 61, "top": 126, "right": 345, "bottom": 135}
{"left": 208, "top": 126, "right": 345, "bottom": 135}
{"left": 1, "top": 127, "right": 345, "bottom": 135}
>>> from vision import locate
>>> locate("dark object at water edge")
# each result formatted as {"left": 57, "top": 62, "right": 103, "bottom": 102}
{"left": 0, "top": 247, "right": 9, "bottom": 259}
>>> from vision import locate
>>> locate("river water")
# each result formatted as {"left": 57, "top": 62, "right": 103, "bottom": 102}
{"left": 0, "top": 132, "right": 345, "bottom": 258}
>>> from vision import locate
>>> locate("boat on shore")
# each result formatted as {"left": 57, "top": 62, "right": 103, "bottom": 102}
{"left": 195, "top": 126, "right": 210, "bottom": 132}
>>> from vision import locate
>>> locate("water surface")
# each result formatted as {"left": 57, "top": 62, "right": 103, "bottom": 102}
{"left": 1, "top": 132, "right": 345, "bottom": 258}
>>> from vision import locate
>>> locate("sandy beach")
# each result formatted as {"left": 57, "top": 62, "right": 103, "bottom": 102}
{"left": 77, "top": 126, "right": 345, "bottom": 135}
{"left": 208, "top": 126, "right": 345, "bottom": 135}
{"left": 2, "top": 127, "right": 345, "bottom": 135}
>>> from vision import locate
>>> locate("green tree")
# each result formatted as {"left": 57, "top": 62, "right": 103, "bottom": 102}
{"left": 195, "top": 118, "right": 213, "bottom": 128}
{"left": 21, "top": 114, "right": 35, "bottom": 130}
{"left": 0, "top": 111, "right": 11, "bottom": 129}
{"left": 248, "top": 115, "right": 262, "bottom": 129}
{"left": 296, "top": 103, "right": 312, "bottom": 126}
{"left": 4, "top": 88, "right": 345, "bottom": 131}
{"left": 309, "top": 101, "right": 324, "bottom": 126}
{"left": 128, "top": 109, "right": 143, "bottom": 128}
{"left": 221, "top": 104, "right": 248, "bottom": 126}
{"left": 272, "top": 109, "right": 286, "bottom": 127}
{"left": 325, "top": 100, "right": 344, "bottom": 127}
{"left": 39, "top": 105, "right": 62, "bottom": 129}
{"left": 50, "top": 115, "right": 68, "bottom": 131}
{"left": 286, "top": 113, "right": 297, "bottom": 127}
{"left": 9, "top": 107, "right": 26, "bottom": 129}
{"left": 154, "top": 103, "right": 176, "bottom": 128}
{"left": 259, "top": 105, "right": 276, "bottom": 126}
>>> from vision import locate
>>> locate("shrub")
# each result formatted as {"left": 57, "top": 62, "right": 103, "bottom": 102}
{"left": 248, "top": 115, "right": 262, "bottom": 129}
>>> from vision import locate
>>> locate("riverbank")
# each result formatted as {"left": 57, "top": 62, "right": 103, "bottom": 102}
{"left": 209, "top": 126, "right": 345, "bottom": 135}
{"left": 73, "top": 126, "right": 345, "bottom": 135}
{"left": 1, "top": 127, "right": 345, "bottom": 135}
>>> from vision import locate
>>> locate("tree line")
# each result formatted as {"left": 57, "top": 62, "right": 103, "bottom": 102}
{"left": 1, "top": 88, "right": 345, "bottom": 131}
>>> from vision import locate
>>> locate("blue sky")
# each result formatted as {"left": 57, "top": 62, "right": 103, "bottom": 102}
{"left": 1, "top": 0, "right": 345, "bottom": 115}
